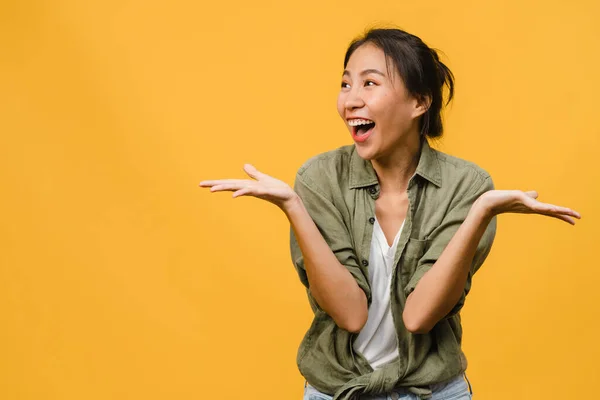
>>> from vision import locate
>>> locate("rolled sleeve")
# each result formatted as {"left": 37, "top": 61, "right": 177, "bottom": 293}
{"left": 289, "top": 171, "right": 371, "bottom": 312}
{"left": 404, "top": 175, "right": 497, "bottom": 318}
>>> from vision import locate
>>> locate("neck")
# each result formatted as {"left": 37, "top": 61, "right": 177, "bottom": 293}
{"left": 371, "top": 134, "right": 422, "bottom": 193}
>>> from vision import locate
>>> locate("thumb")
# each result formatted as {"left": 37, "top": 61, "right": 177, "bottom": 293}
{"left": 243, "top": 163, "right": 263, "bottom": 180}
{"left": 524, "top": 190, "right": 538, "bottom": 199}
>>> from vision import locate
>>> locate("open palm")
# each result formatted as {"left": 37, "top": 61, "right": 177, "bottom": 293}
{"left": 479, "top": 190, "right": 581, "bottom": 225}
{"left": 199, "top": 164, "right": 296, "bottom": 209}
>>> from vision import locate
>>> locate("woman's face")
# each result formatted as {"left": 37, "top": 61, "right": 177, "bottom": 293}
{"left": 337, "top": 43, "right": 425, "bottom": 161}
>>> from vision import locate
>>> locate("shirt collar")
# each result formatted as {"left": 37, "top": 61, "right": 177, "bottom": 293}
{"left": 348, "top": 139, "right": 442, "bottom": 189}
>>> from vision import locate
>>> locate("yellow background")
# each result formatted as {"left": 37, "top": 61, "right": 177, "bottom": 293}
{"left": 1, "top": 1, "right": 598, "bottom": 399}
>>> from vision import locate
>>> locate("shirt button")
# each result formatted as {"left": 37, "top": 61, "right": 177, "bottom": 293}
{"left": 361, "top": 260, "right": 369, "bottom": 267}
{"left": 368, "top": 217, "right": 375, "bottom": 224}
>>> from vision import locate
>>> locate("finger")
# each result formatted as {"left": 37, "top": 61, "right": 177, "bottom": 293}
{"left": 531, "top": 201, "right": 580, "bottom": 218}
{"left": 535, "top": 206, "right": 579, "bottom": 224}
{"left": 210, "top": 182, "right": 251, "bottom": 192}
{"left": 200, "top": 180, "right": 229, "bottom": 187}
{"left": 243, "top": 164, "right": 265, "bottom": 180}
{"left": 209, "top": 185, "right": 230, "bottom": 192}
{"left": 556, "top": 206, "right": 580, "bottom": 219}
{"left": 565, "top": 207, "right": 582, "bottom": 219}
{"left": 233, "top": 186, "right": 269, "bottom": 198}
{"left": 552, "top": 206, "right": 580, "bottom": 219}
{"left": 564, "top": 209, "right": 581, "bottom": 219}
{"left": 549, "top": 213, "right": 576, "bottom": 225}
{"left": 200, "top": 179, "right": 250, "bottom": 187}
{"left": 232, "top": 188, "right": 251, "bottom": 198}
{"left": 528, "top": 196, "right": 582, "bottom": 219}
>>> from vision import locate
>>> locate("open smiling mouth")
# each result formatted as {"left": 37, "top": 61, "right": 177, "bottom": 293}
{"left": 349, "top": 119, "right": 376, "bottom": 142}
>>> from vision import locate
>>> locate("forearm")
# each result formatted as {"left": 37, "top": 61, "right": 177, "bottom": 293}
{"left": 403, "top": 200, "right": 493, "bottom": 333}
{"left": 284, "top": 196, "right": 368, "bottom": 333}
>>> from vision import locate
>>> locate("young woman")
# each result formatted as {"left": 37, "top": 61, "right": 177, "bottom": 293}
{"left": 199, "top": 28, "right": 580, "bottom": 400}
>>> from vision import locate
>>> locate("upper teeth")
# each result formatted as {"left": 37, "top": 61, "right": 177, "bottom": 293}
{"left": 348, "top": 119, "right": 373, "bottom": 126}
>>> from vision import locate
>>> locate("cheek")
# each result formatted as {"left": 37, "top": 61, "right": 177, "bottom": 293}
{"left": 336, "top": 94, "right": 345, "bottom": 118}
{"left": 380, "top": 96, "right": 411, "bottom": 123}
{"left": 369, "top": 95, "right": 396, "bottom": 125}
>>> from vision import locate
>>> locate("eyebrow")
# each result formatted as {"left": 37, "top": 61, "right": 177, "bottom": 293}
{"left": 342, "top": 68, "right": 386, "bottom": 78}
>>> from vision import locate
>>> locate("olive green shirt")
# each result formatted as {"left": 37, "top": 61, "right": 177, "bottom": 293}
{"left": 289, "top": 139, "right": 496, "bottom": 400}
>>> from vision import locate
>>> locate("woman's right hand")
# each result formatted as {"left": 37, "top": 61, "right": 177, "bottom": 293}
{"left": 199, "top": 164, "right": 299, "bottom": 211}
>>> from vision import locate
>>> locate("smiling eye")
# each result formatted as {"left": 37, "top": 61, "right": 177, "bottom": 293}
{"left": 341, "top": 82, "right": 350, "bottom": 89}
{"left": 365, "top": 80, "right": 376, "bottom": 86}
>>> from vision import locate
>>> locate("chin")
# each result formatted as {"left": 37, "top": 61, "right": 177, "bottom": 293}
{"left": 354, "top": 143, "right": 378, "bottom": 161}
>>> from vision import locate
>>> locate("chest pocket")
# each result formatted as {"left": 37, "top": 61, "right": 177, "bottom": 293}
{"left": 399, "top": 238, "right": 429, "bottom": 283}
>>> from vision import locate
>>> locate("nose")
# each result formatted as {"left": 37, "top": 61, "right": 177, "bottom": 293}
{"left": 344, "top": 87, "right": 365, "bottom": 111}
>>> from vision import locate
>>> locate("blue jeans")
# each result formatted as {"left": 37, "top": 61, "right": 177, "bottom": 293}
{"left": 303, "top": 374, "right": 473, "bottom": 400}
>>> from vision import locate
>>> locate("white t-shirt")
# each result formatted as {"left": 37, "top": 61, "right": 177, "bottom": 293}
{"left": 353, "top": 218, "right": 405, "bottom": 370}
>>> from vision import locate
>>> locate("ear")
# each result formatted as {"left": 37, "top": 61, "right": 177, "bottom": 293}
{"left": 412, "top": 95, "right": 431, "bottom": 118}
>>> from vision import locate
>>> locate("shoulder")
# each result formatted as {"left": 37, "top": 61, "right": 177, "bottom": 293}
{"left": 434, "top": 148, "right": 491, "bottom": 180}
{"left": 295, "top": 145, "right": 354, "bottom": 193}
{"left": 297, "top": 145, "right": 353, "bottom": 176}
{"left": 433, "top": 148, "right": 493, "bottom": 193}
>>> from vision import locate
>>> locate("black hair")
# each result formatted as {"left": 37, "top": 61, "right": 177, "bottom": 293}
{"left": 343, "top": 28, "right": 454, "bottom": 139}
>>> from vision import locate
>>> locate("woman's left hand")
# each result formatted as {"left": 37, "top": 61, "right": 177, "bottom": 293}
{"left": 476, "top": 190, "right": 581, "bottom": 225}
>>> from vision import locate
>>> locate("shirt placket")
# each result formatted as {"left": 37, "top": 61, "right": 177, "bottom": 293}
{"left": 389, "top": 175, "right": 419, "bottom": 380}
{"left": 359, "top": 184, "right": 380, "bottom": 307}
